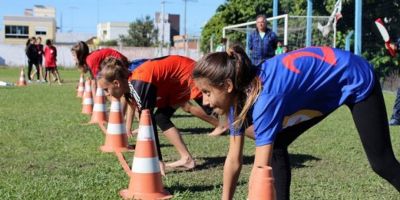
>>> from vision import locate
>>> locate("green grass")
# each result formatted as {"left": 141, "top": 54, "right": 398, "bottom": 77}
{"left": 0, "top": 68, "right": 399, "bottom": 199}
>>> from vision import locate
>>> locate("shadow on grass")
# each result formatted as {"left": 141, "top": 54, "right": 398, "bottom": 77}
{"left": 184, "top": 153, "right": 320, "bottom": 171}
{"left": 179, "top": 127, "right": 214, "bottom": 134}
{"left": 172, "top": 114, "right": 193, "bottom": 118}
{"left": 166, "top": 180, "right": 246, "bottom": 193}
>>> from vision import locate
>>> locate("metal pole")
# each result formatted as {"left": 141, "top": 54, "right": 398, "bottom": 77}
{"left": 345, "top": 31, "right": 354, "bottom": 51}
{"left": 354, "top": 0, "right": 362, "bottom": 55}
{"left": 306, "top": 0, "right": 313, "bottom": 47}
{"left": 160, "top": 1, "right": 165, "bottom": 56}
{"left": 272, "top": 0, "right": 278, "bottom": 33}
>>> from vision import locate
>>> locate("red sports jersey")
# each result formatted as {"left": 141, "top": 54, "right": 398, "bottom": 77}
{"left": 44, "top": 45, "right": 57, "bottom": 68}
{"left": 128, "top": 55, "right": 201, "bottom": 109}
{"left": 86, "top": 48, "right": 128, "bottom": 77}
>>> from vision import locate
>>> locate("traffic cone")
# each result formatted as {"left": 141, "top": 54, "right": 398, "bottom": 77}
{"left": 16, "top": 68, "right": 27, "bottom": 86}
{"left": 88, "top": 82, "right": 107, "bottom": 124}
{"left": 115, "top": 109, "right": 172, "bottom": 200}
{"left": 248, "top": 166, "right": 276, "bottom": 200}
{"left": 76, "top": 74, "right": 85, "bottom": 98}
{"left": 99, "top": 96, "right": 133, "bottom": 153}
{"left": 81, "top": 78, "right": 93, "bottom": 115}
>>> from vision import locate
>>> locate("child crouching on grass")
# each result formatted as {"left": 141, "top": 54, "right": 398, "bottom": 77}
{"left": 44, "top": 39, "right": 61, "bottom": 85}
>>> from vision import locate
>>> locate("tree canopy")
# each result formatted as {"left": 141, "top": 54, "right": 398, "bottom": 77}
{"left": 120, "top": 15, "right": 158, "bottom": 47}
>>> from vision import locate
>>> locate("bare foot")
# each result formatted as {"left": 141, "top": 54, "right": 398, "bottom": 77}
{"left": 208, "top": 125, "right": 228, "bottom": 136}
{"left": 166, "top": 157, "right": 195, "bottom": 170}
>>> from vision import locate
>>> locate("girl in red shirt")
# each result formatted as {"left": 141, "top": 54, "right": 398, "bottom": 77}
{"left": 44, "top": 39, "right": 61, "bottom": 85}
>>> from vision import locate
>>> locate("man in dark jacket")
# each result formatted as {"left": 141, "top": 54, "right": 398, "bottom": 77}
{"left": 248, "top": 14, "right": 278, "bottom": 66}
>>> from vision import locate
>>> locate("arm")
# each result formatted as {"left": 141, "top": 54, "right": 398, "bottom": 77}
{"left": 222, "top": 134, "right": 245, "bottom": 200}
{"left": 125, "top": 102, "right": 136, "bottom": 136}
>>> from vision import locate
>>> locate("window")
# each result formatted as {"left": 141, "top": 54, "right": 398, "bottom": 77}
{"left": 5, "top": 25, "right": 29, "bottom": 38}
{"left": 35, "top": 27, "right": 47, "bottom": 35}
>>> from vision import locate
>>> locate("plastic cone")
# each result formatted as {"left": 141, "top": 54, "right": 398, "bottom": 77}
{"left": 81, "top": 78, "right": 93, "bottom": 115}
{"left": 99, "top": 97, "right": 132, "bottom": 152}
{"left": 248, "top": 166, "right": 276, "bottom": 200}
{"left": 16, "top": 68, "right": 27, "bottom": 86}
{"left": 115, "top": 109, "right": 172, "bottom": 200}
{"left": 88, "top": 83, "right": 107, "bottom": 124}
{"left": 76, "top": 74, "right": 85, "bottom": 98}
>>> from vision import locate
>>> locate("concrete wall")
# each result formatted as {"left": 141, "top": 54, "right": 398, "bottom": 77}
{"left": 0, "top": 44, "right": 203, "bottom": 68}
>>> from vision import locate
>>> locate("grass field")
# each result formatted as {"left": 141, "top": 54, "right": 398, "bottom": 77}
{"left": 0, "top": 68, "right": 399, "bottom": 199}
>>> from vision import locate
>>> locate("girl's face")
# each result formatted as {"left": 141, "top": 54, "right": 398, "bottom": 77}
{"left": 98, "top": 77, "right": 126, "bottom": 99}
{"left": 194, "top": 78, "right": 234, "bottom": 115}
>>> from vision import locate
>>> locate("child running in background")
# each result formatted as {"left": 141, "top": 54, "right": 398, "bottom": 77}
{"left": 44, "top": 39, "right": 61, "bottom": 85}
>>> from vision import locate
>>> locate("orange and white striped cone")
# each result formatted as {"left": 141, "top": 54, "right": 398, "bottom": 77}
{"left": 88, "top": 84, "right": 107, "bottom": 124}
{"left": 81, "top": 78, "right": 93, "bottom": 115}
{"left": 248, "top": 166, "right": 276, "bottom": 200}
{"left": 16, "top": 68, "right": 27, "bottom": 86}
{"left": 115, "top": 109, "right": 172, "bottom": 200}
{"left": 76, "top": 74, "right": 85, "bottom": 98}
{"left": 99, "top": 97, "right": 133, "bottom": 152}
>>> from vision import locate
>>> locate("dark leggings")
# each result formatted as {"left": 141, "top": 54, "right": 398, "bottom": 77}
{"left": 148, "top": 107, "right": 177, "bottom": 161}
{"left": 27, "top": 60, "right": 39, "bottom": 80}
{"left": 272, "top": 81, "right": 400, "bottom": 200}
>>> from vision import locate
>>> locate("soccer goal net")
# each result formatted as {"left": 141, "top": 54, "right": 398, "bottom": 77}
{"left": 222, "top": 14, "right": 336, "bottom": 52}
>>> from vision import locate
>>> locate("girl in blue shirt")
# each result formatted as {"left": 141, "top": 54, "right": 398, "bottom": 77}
{"left": 193, "top": 45, "right": 400, "bottom": 200}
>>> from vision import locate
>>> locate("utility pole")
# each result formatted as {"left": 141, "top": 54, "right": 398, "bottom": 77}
{"left": 160, "top": 0, "right": 166, "bottom": 56}
{"left": 182, "top": 0, "right": 197, "bottom": 55}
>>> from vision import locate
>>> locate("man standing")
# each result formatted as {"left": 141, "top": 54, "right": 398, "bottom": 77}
{"left": 249, "top": 14, "right": 278, "bottom": 65}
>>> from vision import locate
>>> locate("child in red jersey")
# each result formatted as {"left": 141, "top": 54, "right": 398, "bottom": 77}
{"left": 44, "top": 39, "right": 61, "bottom": 85}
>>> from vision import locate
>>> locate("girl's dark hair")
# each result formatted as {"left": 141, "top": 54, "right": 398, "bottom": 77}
{"left": 193, "top": 45, "right": 261, "bottom": 128}
{"left": 99, "top": 56, "right": 131, "bottom": 83}
{"left": 71, "top": 41, "right": 89, "bottom": 68}
{"left": 46, "top": 39, "right": 52, "bottom": 46}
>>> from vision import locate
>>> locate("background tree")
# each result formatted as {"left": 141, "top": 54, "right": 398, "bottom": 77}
{"left": 120, "top": 15, "right": 158, "bottom": 47}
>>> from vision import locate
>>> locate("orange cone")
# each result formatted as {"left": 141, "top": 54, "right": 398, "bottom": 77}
{"left": 16, "top": 68, "right": 27, "bottom": 86}
{"left": 99, "top": 97, "right": 132, "bottom": 152}
{"left": 115, "top": 109, "right": 172, "bottom": 200}
{"left": 81, "top": 78, "right": 93, "bottom": 115}
{"left": 76, "top": 74, "right": 85, "bottom": 98}
{"left": 88, "top": 83, "right": 107, "bottom": 124}
{"left": 248, "top": 166, "right": 276, "bottom": 200}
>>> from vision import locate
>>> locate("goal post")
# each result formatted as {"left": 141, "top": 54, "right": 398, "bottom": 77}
{"left": 222, "top": 14, "right": 336, "bottom": 52}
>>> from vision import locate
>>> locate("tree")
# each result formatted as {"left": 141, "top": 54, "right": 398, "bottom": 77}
{"left": 120, "top": 15, "right": 158, "bottom": 47}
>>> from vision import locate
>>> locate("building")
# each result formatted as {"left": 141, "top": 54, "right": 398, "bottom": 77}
{"left": 3, "top": 5, "right": 56, "bottom": 44}
{"left": 155, "top": 12, "right": 180, "bottom": 45}
{"left": 97, "top": 22, "right": 129, "bottom": 42}
{"left": 173, "top": 35, "right": 199, "bottom": 49}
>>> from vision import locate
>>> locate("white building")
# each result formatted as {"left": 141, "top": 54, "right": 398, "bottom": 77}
{"left": 97, "top": 22, "right": 129, "bottom": 41}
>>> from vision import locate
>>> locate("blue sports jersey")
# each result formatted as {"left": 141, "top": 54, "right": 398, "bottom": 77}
{"left": 229, "top": 47, "right": 375, "bottom": 146}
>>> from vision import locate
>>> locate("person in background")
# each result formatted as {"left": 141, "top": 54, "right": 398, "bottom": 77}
{"left": 275, "top": 41, "right": 284, "bottom": 55}
{"left": 25, "top": 37, "right": 39, "bottom": 83}
{"left": 193, "top": 45, "right": 400, "bottom": 200}
{"left": 248, "top": 14, "right": 278, "bottom": 65}
{"left": 44, "top": 39, "right": 61, "bottom": 85}
{"left": 31, "top": 36, "right": 45, "bottom": 82}
{"left": 282, "top": 45, "right": 289, "bottom": 53}
{"left": 216, "top": 38, "right": 227, "bottom": 52}
{"left": 387, "top": 38, "right": 400, "bottom": 126}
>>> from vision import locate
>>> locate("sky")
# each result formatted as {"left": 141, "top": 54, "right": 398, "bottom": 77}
{"left": 0, "top": 0, "right": 225, "bottom": 36}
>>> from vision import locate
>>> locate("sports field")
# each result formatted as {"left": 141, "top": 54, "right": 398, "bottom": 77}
{"left": 0, "top": 68, "right": 399, "bottom": 199}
